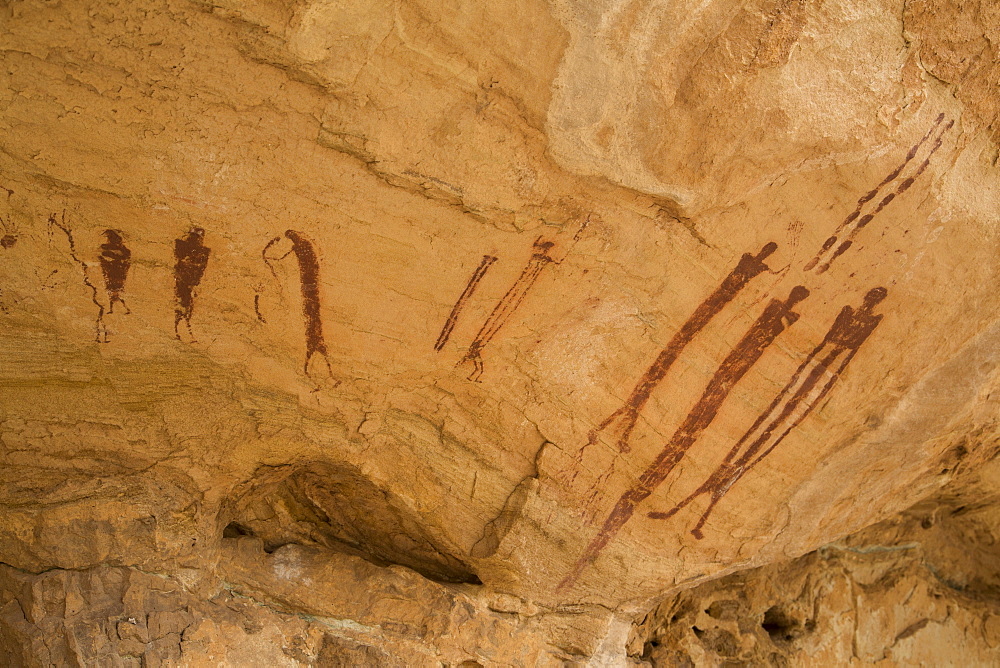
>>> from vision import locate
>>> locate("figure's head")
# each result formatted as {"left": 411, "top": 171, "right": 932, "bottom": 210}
{"left": 533, "top": 238, "right": 556, "bottom": 252}
{"left": 757, "top": 241, "right": 778, "bottom": 259}
{"left": 188, "top": 227, "right": 205, "bottom": 241}
{"left": 787, "top": 285, "right": 810, "bottom": 305}
{"left": 103, "top": 229, "right": 123, "bottom": 245}
{"left": 863, "top": 286, "right": 889, "bottom": 308}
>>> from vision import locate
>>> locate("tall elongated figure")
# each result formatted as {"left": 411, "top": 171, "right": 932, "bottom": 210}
{"left": 459, "top": 237, "right": 556, "bottom": 381}
{"left": 263, "top": 230, "right": 332, "bottom": 376}
{"left": 649, "top": 287, "right": 888, "bottom": 538}
{"left": 585, "top": 242, "right": 778, "bottom": 457}
{"left": 561, "top": 284, "right": 809, "bottom": 589}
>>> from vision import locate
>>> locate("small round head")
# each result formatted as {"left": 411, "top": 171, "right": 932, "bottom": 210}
{"left": 787, "top": 285, "right": 810, "bottom": 305}
{"left": 757, "top": 241, "right": 778, "bottom": 259}
{"left": 0, "top": 234, "right": 15, "bottom": 249}
{"left": 103, "top": 229, "right": 123, "bottom": 245}
{"left": 863, "top": 286, "right": 888, "bottom": 308}
{"left": 189, "top": 227, "right": 205, "bottom": 240}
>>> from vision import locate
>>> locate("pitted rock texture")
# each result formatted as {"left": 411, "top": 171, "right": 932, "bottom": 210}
{"left": 1, "top": 0, "right": 1000, "bottom": 663}
{"left": 631, "top": 457, "right": 1000, "bottom": 666}
{"left": 633, "top": 540, "right": 1000, "bottom": 666}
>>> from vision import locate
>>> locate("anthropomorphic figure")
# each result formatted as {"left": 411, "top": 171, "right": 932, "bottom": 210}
{"left": 648, "top": 287, "right": 888, "bottom": 539}
{"left": 99, "top": 229, "right": 131, "bottom": 315}
{"left": 174, "top": 227, "right": 211, "bottom": 341}
{"left": 48, "top": 212, "right": 107, "bottom": 341}
{"left": 263, "top": 229, "right": 331, "bottom": 377}
{"left": 459, "top": 237, "right": 556, "bottom": 381}
{"left": 0, "top": 186, "right": 15, "bottom": 249}
{"left": 435, "top": 254, "right": 497, "bottom": 352}
{"left": 585, "top": 242, "right": 778, "bottom": 457}
{"left": 561, "top": 284, "right": 810, "bottom": 590}
{"left": 806, "top": 114, "right": 951, "bottom": 274}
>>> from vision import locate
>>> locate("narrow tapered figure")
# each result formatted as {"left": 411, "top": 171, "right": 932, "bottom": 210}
{"left": 806, "top": 114, "right": 951, "bottom": 274}
{"left": 584, "top": 242, "right": 778, "bottom": 457}
{"left": 435, "top": 254, "right": 497, "bottom": 351}
{"left": 459, "top": 237, "right": 556, "bottom": 381}
{"left": 99, "top": 229, "right": 131, "bottom": 314}
{"left": 174, "top": 227, "right": 211, "bottom": 341}
{"left": 263, "top": 230, "right": 332, "bottom": 377}
{"left": 649, "top": 287, "right": 888, "bottom": 538}
{"left": 560, "top": 284, "right": 810, "bottom": 590}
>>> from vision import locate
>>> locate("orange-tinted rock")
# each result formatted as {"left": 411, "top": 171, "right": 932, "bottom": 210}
{"left": 1, "top": 0, "right": 999, "bottom": 663}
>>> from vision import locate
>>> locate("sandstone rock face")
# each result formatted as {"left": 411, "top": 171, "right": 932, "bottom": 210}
{"left": 1, "top": 0, "right": 999, "bottom": 663}
{"left": 634, "top": 457, "right": 1000, "bottom": 666}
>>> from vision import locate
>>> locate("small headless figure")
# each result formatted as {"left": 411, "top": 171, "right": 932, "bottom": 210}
{"left": 99, "top": 230, "right": 131, "bottom": 315}
{"left": 174, "top": 228, "right": 211, "bottom": 341}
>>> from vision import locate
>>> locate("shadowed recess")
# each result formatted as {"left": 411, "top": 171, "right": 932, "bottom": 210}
{"left": 223, "top": 462, "right": 481, "bottom": 585}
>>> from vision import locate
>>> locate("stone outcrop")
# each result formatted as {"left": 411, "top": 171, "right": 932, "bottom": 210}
{"left": 1, "top": 0, "right": 999, "bottom": 663}
{"left": 634, "top": 455, "right": 1000, "bottom": 665}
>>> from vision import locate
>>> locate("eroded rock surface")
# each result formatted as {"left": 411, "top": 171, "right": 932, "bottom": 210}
{"left": 633, "top": 457, "right": 1000, "bottom": 666}
{"left": 1, "top": 0, "right": 999, "bottom": 663}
